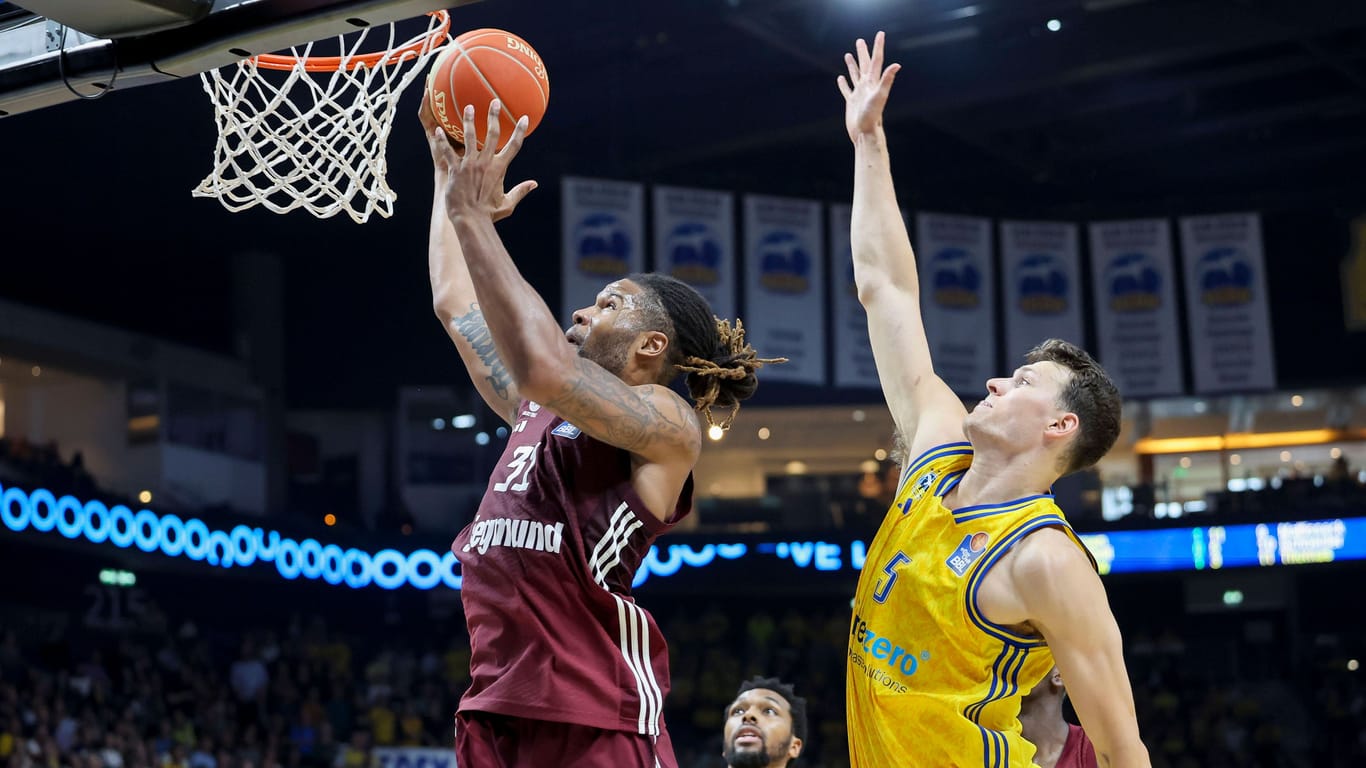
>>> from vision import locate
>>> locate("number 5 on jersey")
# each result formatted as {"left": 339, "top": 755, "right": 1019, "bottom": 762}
{"left": 872, "top": 551, "right": 911, "bottom": 603}
{"left": 494, "top": 442, "right": 540, "bottom": 493}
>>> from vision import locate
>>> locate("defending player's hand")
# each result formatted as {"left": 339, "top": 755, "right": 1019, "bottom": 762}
{"left": 437, "top": 99, "right": 537, "bottom": 223}
{"left": 837, "top": 31, "right": 901, "bottom": 144}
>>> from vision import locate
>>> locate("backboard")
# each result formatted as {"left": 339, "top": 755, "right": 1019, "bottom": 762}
{"left": 0, "top": 0, "right": 478, "bottom": 118}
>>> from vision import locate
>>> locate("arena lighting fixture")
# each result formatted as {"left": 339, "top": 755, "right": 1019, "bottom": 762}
{"left": 1045, "top": 18, "right": 1062, "bottom": 31}
{"left": 451, "top": 414, "right": 477, "bottom": 429}
{"left": 1133, "top": 428, "right": 1366, "bottom": 455}
{"left": 707, "top": 425, "right": 725, "bottom": 441}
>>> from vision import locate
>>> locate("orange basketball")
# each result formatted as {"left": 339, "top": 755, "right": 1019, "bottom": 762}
{"left": 426, "top": 28, "right": 549, "bottom": 151}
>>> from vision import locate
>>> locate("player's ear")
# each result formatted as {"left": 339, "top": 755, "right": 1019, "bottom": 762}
{"left": 788, "top": 736, "right": 803, "bottom": 758}
{"left": 1046, "top": 411, "right": 1079, "bottom": 439}
{"left": 636, "top": 329, "right": 669, "bottom": 359}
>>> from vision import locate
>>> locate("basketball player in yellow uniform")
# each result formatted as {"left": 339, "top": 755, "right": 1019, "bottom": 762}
{"left": 837, "top": 33, "right": 1150, "bottom": 768}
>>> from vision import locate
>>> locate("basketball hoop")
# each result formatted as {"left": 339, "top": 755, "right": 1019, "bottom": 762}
{"left": 193, "top": 11, "right": 451, "bottom": 223}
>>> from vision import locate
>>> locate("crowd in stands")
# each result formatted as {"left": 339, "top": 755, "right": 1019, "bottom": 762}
{"left": 1, "top": 582, "right": 1362, "bottom": 768}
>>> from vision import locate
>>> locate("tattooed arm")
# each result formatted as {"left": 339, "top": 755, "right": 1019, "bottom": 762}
{"left": 433, "top": 103, "right": 699, "bottom": 520}
{"left": 428, "top": 162, "right": 520, "bottom": 425}
{"left": 423, "top": 100, "right": 522, "bottom": 425}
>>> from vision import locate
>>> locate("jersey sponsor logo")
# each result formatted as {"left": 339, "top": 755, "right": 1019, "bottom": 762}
{"left": 910, "top": 470, "right": 938, "bottom": 502}
{"left": 946, "top": 531, "right": 990, "bottom": 577}
{"left": 848, "top": 612, "right": 931, "bottom": 693}
{"left": 462, "top": 516, "right": 564, "bottom": 555}
{"left": 552, "top": 422, "right": 582, "bottom": 439}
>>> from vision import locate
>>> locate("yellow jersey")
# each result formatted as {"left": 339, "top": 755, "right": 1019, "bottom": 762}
{"left": 847, "top": 442, "right": 1094, "bottom": 768}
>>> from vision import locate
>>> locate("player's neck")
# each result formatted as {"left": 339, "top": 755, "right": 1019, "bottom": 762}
{"left": 948, "top": 447, "right": 1055, "bottom": 509}
{"left": 1018, "top": 705, "right": 1069, "bottom": 766}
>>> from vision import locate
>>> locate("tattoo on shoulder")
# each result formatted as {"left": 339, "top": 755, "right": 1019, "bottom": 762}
{"left": 543, "top": 358, "right": 700, "bottom": 456}
{"left": 451, "top": 304, "right": 513, "bottom": 401}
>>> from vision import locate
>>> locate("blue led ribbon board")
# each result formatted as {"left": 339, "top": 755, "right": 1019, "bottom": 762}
{"left": 3, "top": 483, "right": 1363, "bottom": 590}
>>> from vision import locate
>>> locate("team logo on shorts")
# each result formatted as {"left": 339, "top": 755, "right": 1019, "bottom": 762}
{"left": 946, "top": 531, "right": 990, "bottom": 577}
{"left": 552, "top": 422, "right": 582, "bottom": 439}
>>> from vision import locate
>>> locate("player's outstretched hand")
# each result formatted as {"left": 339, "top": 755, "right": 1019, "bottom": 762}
{"left": 434, "top": 99, "right": 537, "bottom": 223}
{"left": 837, "top": 31, "right": 901, "bottom": 145}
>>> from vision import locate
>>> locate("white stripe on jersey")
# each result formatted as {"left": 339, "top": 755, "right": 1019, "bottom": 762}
{"left": 589, "top": 502, "right": 632, "bottom": 584}
{"left": 590, "top": 502, "right": 644, "bottom": 587}
{"left": 615, "top": 594, "right": 660, "bottom": 734}
{"left": 596, "top": 501, "right": 664, "bottom": 735}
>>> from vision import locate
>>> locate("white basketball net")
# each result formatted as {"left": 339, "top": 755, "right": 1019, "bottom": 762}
{"left": 193, "top": 14, "right": 449, "bottom": 224}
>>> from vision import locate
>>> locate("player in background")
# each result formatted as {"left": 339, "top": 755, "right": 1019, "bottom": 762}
{"left": 1020, "top": 667, "right": 1100, "bottom": 768}
{"left": 722, "top": 677, "right": 806, "bottom": 768}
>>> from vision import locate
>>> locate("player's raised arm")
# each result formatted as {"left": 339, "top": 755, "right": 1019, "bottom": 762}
{"left": 433, "top": 102, "right": 700, "bottom": 471}
{"left": 1009, "top": 530, "right": 1151, "bottom": 768}
{"left": 838, "top": 32, "right": 967, "bottom": 461}
{"left": 422, "top": 100, "right": 523, "bottom": 426}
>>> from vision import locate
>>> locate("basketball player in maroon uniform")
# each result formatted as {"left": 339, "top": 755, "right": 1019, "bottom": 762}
{"left": 1020, "top": 667, "right": 1100, "bottom": 768}
{"left": 421, "top": 100, "right": 781, "bottom": 767}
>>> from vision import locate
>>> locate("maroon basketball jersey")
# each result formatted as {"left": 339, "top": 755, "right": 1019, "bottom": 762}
{"left": 451, "top": 400, "right": 692, "bottom": 736}
{"left": 1056, "top": 724, "right": 1098, "bottom": 768}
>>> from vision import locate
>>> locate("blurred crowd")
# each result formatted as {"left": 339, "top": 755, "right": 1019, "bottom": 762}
{"left": 2, "top": 591, "right": 1363, "bottom": 768}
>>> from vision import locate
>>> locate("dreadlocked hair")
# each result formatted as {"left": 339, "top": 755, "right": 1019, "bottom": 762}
{"left": 628, "top": 273, "right": 786, "bottom": 430}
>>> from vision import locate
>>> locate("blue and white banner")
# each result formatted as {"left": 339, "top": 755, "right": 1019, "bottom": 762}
{"left": 829, "top": 203, "right": 878, "bottom": 389}
{"left": 652, "top": 186, "right": 736, "bottom": 320}
{"left": 1000, "top": 220, "right": 1084, "bottom": 362}
{"left": 561, "top": 177, "right": 645, "bottom": 324}
{"left": 915, "top": 212, "right": 996, "bottom": 396}
{"left": 1087, "top": 219, "right": 1185, "bottom": 397}
{"left": 743, "top": 195, "right": 825, "bottom": 384}
{"left": 372, "top": 748, "right": 456, "bottom": 768}
{"left": 1178, "top": 212, "right": 1277, "bottom": 394}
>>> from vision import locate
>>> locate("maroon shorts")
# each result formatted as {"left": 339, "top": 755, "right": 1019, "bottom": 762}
{"left": 455, "top": 711, "right": 677, "bottom": 768}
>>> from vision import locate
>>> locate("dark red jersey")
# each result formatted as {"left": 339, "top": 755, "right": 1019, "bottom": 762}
{"left": 451, "top": 400, "right": 691, "bottom": 736}
{"left": 1056, "top": 724, "right": 1098, "bottom": 768}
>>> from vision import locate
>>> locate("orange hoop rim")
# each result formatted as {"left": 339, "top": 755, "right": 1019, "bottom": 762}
{"left": 251, "top": 10, "right": 451, "bottom": 72}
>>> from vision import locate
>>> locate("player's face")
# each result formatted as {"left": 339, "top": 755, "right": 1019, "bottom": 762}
{"left": 566, "top": 279, "right": 649, "bottom": 375}
{"left": 722, "top": 688, "right": 802, "bottom": 768}
{"left": 966, "top": 362, "right": 1073, "bottom": 447}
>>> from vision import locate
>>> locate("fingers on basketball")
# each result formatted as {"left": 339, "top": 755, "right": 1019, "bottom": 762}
{"left": 425, "top": 28, "right": 549, "bottom": 151}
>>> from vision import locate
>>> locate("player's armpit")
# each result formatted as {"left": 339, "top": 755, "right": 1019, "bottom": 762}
{"left": 1011, "top": 531, "right": 1152, "bottom": 768}
{"left": 536, "top": 356, "right": 701, "bottom": 466}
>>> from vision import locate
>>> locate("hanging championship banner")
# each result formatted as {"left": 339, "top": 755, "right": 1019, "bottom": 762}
{"left": 561, "top": 177, "right": 645, "bottom": 324}
{"left": 915, "top": 212, "right": 996, "bottom": 396}
{"left": 1087, "top": 219, "right": 1186, "bottom": 397}
{"left": 829, "top": 203, "right": 878, "bottom": 389}
{"left": 743, "top": 194, "right": 826, "bottom": 384}
{"left": 1178, "top": 212, "right": 1277, "bottom": 394}
{"left": 652, "top": 186, "right": 736, "bottom": 321}
{"left": 1000, "top": 220, "right": 1085, "bottom": 361}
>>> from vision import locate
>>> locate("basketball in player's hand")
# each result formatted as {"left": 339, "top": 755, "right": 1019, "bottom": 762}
{"left": 426, "top": 28, "right": 549, "bottom": 151}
